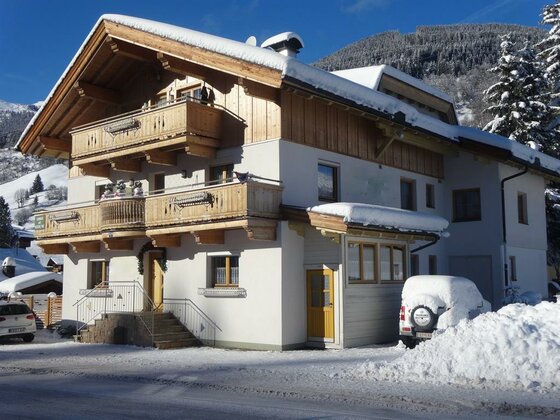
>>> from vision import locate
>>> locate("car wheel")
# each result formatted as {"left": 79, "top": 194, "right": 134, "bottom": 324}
{"left": 400, "top": 336, "right": 417, "bottom": 349}
{"left": 410, "top": 305, "right": 437, "bottom": 332}
{"left": 22, "top": 334, "right": 34, "bottom": 343}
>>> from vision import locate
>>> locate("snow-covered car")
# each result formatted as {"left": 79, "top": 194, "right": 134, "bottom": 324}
{"left": 0, "top": 300, "right": 36, "bottom": 342}
{"left": 399, "top": 275, "right": 490, "bottom": 349}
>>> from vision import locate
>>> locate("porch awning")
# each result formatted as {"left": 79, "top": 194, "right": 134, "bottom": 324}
{"left": 307, "top": 203, "right": 449, "bottom": 240}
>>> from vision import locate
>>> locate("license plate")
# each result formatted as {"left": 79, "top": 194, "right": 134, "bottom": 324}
{"left": 8, "top": 328, "right": 25, "bottom": 333}
{"left": 416, "top": 332, "right": 432, "bottom": 339}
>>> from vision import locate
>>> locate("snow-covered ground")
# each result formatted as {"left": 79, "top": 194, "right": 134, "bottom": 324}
{"left": 0, "top": 302, "right": 558, "bottom": 418}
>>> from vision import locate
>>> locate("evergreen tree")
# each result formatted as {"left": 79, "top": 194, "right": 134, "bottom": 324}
{"left": 0, "top": 196, "right": 14, "bottom": 248}
{"left": 31, "top": 174, "right": 44, "bottom": 194}
{"left": 483, "top": 35, "right": 553, "bottom": 150}
{"left": 536, "top": 1, "right": 560, "bottom": 101}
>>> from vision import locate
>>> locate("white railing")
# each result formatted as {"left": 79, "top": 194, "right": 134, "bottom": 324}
{"left": 162, "top": 298, "right": 220, "bottom": 346}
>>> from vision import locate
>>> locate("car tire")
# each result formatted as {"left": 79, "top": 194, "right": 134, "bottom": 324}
{"left": 400, "top": 336, "right": 417, "bottom": 349}
{"left": 410, "top": 305, "right": 437, "bottom": 332}
{"left": 22, "top": 334, "right": 34, "bottom": 343}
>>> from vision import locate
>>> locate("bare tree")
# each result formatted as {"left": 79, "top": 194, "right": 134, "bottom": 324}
{"left": 13, "top": 188, "right": 27, "bottom": 208}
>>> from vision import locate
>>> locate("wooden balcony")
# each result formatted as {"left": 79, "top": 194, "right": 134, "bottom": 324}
{"left": 34, "top": 180, "right": 283, "bottom": 253}
{"left": 71, "top": 99, "right": 224, "bottom": 167}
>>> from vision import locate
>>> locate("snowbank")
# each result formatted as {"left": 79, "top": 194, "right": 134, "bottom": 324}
{"left": 353, "top": 301, "right": 560, "bottom": 392}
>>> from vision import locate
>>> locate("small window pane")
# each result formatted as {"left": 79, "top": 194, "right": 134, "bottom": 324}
{"left": 380, "top": 246, "right": 391, "bottom": 281}
{"left": 323, "top": 292, "right": 331, "bottom": 307}
{"left": 393, "top": 248, "right": 404, "bottom": 281}
{"left": 363, "top": 245, "right": 375, "bottom": 281}
{"left": 318, "top": 164, "right": 337, "bottom": 201}
{"left": 347, "top": 243, "right": 360, "bottom": 282}
{"left": 453, "top": 189, "right": 481, "bottom": 222}
{"left": 426, "top": 184, "right": 435, "bottom": 208}
{"left": 401, "top": 179, "right": 416, "bottom": 210}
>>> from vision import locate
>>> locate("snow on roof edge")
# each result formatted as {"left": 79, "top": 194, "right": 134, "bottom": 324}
{"left": 308, "top": 203, "right": 449, "bottom": 236}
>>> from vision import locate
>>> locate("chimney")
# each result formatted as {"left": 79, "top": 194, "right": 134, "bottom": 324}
{"left": 2, "top": 257, "right": 16, "bottom": 278}
{"left": 261, "top": 32, "right": 304, "bottom": 58}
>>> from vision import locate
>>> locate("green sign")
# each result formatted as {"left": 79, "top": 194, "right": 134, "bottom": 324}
{"left": 35, "top": 214, "right": 45, "bottom": 230}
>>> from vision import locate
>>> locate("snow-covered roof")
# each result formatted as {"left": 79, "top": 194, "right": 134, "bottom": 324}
{"left": 307, "top": 203, "right": 449, "bottom": 236}
{"left": 0, "top": 271, "right": 62, "bottom": 294}
{"left": 0, "top": 249, "right": 45, "bottom": 282}
{"left": 331, "top": 65, "right": 453, "bottom": 103}
{"left": 16, "top": 14, "right": 560, "bottom": 179}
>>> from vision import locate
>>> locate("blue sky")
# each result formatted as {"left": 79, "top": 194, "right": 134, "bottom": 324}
{"left": 0, "top": 0, "right": 553, "bottom": 104}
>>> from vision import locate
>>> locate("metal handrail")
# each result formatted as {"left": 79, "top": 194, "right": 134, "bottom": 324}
{"left": 74, "top": 281, "right": 157, "bottom": 346}
{"left": 162, "top": 297, "right": 220, "bottom": 346}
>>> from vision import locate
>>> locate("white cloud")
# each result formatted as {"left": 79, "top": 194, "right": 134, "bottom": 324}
{"left": 459, "top": 0, "right": 521, "bottom": 23}
{"left": 342, "top": 0, "right": 387, "bottom": 14}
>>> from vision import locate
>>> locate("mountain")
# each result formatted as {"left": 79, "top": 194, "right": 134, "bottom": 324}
{"left": 314, "top": 24, "right": 547, "bottom": 128}
{"left": 0, "top": 99, "right": 61, "bottom": 184}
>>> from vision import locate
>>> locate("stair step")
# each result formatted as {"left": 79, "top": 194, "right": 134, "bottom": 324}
{"left": 154, "top": 337, "right": 200, "bottom": 349}
{"left": 152, "top": 331, "right": 194, "bottom": 341}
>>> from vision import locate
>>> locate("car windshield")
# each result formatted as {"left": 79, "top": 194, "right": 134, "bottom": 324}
{"left": 0, "top": 304, "right": 31, "bottom": 316}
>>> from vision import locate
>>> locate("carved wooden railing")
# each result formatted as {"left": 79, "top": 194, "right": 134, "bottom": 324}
{"left": 35, "top": 181, "right": 283, "bottom": 240}
{"left": 35, "top": 205, "right": 100, "bottom": 239}
{"left": 99, "top": 198, "right": 145, "bottom": 231}
{"left": 71, "top": 99, "right": 223, "bottom": 159}
{"left": 144, "top": 181, "right": 283, "bottom": 229}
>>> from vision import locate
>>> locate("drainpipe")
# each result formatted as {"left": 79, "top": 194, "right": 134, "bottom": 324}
{"left": 501, "top": 166, "right": 528, "bottom": 288}
{"left": 410, "top": 236, "right": 439, "bottom": 253}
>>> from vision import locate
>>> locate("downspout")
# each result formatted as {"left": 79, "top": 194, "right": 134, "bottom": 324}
{"left": 501, "top": 166, "right": 528, "bottom": 288}
{"left": 410, "top": 236, "right": 439, "bottom": 253}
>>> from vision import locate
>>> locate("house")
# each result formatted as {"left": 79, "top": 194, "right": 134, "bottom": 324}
{"left": 16, "top": 15, "right": 560, "bottom": 350}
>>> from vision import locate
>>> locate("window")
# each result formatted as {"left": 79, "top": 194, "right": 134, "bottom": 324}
{"left": 318, "top": 163, "right": 338, "bottom": 202}
{"left": 453, "top": 188, "right": 481, "bottom": 222}
{"left": 152, "top": 173, "right": 165, "bottom": 195}
{"left": 178, "top": 86, "right": 202, "bottom": 102}
{"left": 380, "top": 245, "right": 406, "bottom": 282}
{"left": 426, "top": 184, "right": 435, "bottom": 209}
{"left": 518, "top": 192, "right": 528, "bottom": 224}
{"left": 428, "top": 255, "right": 437, "bottom": 275}
{"left": 347, "top": 242, "right": 377, "bottom": 283}
{"left": 89, "top": 260, "right": 109, "bottom": 289}
{"left": 509, "top": 256, "right": 517, "bottom": 282}
{"left": 410, "top": 254, "right": 420, "bottom": 276}
{"left": 210, "top": 164, "right": 234, "bottom": 184}
{"left": 212, "top": 256, "right": 239, "bottom": 287}
{"left": 400, "top": 178, "right": 416, "bottom": 210}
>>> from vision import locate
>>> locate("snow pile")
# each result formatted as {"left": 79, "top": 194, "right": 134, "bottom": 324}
{"left": 402, "top": 275, "right": 489, "bottom": 328}
{"left": 308, "top": 202, "right": 449, "bottom": 235}
{"left": 353, "top": 301, "right": 560, "bottom": 392}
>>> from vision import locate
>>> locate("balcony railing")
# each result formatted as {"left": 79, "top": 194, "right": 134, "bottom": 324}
{"left": 34, "top": 181, "right": 283, "bottom": 242}
{"left": 144, "top": 181, "right": 283, "bottom": 229}
{"left": 70, "top": 99, "right": 224, "bottom": 161}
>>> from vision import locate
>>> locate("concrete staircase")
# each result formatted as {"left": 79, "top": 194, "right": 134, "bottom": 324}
{"left": 77, "top": 311, "right": 200, "bottom": 349}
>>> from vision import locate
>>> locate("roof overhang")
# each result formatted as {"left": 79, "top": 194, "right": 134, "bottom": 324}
{"left": 17, "top": 16, "right": 284, "bottom": 156}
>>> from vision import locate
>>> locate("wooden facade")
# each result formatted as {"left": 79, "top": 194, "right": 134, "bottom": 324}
{"left": 279, "top": 90, "right": 444, "bottom": 179}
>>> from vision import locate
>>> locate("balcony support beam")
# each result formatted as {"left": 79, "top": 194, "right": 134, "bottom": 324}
{"left": 39, "top": 243, "right": 69, "bottom": 255}
{"left": 70, "top": 241, "right": 100, "bottom": 253}
{"left": 144, "top": 150, "right": 177, "bottom": 166}
{"left": 74, "top": 81, "right": 121, "bottom": 105}
{"left": 191, "top": 230, "right": 224, "bottom": 245}
{"left": 37, "top": 136, "right": 71, "bottom": 154}
{"left": 77, "top": 164, "right": 110, "bottom": 178}
{"left": 102, "top": 238, "right": 134, "bottom": 251}
{"left": 185, "top": 143, "right": 216, "bottom": 159}
{"left": 150, "top": 234, "right": 181, "bottom": 248}
{"left": 244, "top": 220, "right": 277, "bottom": 241}
{"left": 110, "top": 159, "right": 142, "bottom": 173}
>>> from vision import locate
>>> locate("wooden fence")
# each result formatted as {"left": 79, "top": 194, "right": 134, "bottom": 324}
{"left": 22, "top": 295, "right": 63, "bottom": 329}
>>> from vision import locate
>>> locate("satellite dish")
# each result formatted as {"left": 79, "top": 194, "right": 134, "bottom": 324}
{"left": 245, "top": 35, "right": 257, "bottom": 46}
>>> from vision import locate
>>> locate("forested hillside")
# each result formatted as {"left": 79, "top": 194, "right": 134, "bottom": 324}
{"left": 314, "top": 24, "right": 547, "bottom": 128}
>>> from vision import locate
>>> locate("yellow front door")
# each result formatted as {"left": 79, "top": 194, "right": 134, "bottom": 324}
{"left": 306, "top": 269, "right": 334, "bottom": 340}
{"left": 149, "top": 254, "right": 164, "bottom": 310}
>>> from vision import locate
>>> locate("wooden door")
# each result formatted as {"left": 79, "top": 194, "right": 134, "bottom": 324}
{"left": 306, "top": 269, "right": 334, "bottom": 340}
{"left": 149, "top": 253, "right": 164, "bottom": 310}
